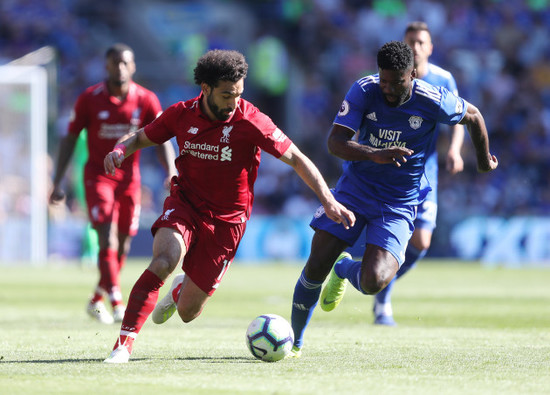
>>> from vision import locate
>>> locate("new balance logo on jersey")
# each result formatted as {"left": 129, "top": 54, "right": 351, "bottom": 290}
{"left": 161, "top": 209, "right": 175, "bottom": 221}
{"left": 221, "top": 146, "right": 232, "bottom": 161}
{"left": 220, "top": 126, "right": 233, "bottom": 143}
{"left": 187, "top": 126, "right": 199, "bottom": 134}
{"left": 366, "top": 112, "right": 377, "bottom": 121}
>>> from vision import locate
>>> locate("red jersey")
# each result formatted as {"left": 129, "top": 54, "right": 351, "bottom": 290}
{"left": 68, "top": 81, "right": 162, "bottom": 182}
{"left": 144, "top": 94, "right": 293, "bottom": 223}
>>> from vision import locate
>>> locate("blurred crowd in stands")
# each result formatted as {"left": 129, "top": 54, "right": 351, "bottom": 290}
{"left": 1, "top": 0, "right": 549, "bottom": 255}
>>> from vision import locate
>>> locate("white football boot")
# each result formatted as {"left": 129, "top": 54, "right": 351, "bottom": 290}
{"left": 86, "top": 301, "right": 114, "bottom": 324}
{"left": 104, "top": 344, "right": 131, "bottom": 363}
{"left": 151, "top": 273, "right": 185, "bottom": 324}
{"left": 113, "top": 305, "right": 126, "bottom": 323}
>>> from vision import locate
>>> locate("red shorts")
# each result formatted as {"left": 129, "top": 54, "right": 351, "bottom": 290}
{"left": 85, "top": 171, "right": 141, "bottom": 236}
{"left": 151, "top": 193, "right": 246, "bottom": 296}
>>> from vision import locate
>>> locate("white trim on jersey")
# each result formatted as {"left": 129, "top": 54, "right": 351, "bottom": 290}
{"left": 358, "top": 75, "right": 378, "bottom": 90}
{"left": 414, "top": 81, "right": 442, "bottom": 103}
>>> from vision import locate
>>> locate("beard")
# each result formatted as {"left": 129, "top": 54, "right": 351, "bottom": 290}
{"left": 384, "top": 90, "right": 410, "bottom": 107}
{"left": 206, "top": 94, "right": 232, "bottom": 121}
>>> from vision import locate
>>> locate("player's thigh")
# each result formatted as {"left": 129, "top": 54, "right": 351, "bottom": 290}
{"left": 85, "top": 174, "right": 117, "bottom": 227}
{"left": 176, "top": 275, "right": 210, "bottom": 322}
{"left": 365, "top": 203, "right": 415, "bottom": 266}
{"left": 116, "top": 182, "right": 141, "bottom": 237}
{"left": 183, "top": 220, "right": 245, "bottom": 296}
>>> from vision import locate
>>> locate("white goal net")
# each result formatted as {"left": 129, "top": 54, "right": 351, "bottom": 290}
{"left": 0, "top": 63, "right": 48, "bottom": 264}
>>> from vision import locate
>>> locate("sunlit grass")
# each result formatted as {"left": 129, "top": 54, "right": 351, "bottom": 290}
{"left": 0, "top": 259, "right": 549, "bottom": 394}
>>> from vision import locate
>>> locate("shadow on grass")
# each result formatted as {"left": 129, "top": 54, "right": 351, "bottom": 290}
{"left": 0, "top": 356, "right": 256, "bottom": 364}
{"left": 175, "top": 356, "right": 256, "bottom": 363}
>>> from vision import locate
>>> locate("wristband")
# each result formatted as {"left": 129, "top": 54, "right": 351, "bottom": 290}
{"left": 113, "top": 143, "right": 127, "bottom": 156}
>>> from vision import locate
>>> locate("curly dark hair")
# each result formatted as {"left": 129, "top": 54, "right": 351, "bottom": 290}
{"left": 377, "top": 41, "right": 414, "bottom": 71}
{"left": 193, "top": 49, "right": 248, "bottom": 87}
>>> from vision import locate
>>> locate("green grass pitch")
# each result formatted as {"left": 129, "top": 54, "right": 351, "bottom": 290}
{"left": 0, "top": 259, "right": 549, "bottom": 394}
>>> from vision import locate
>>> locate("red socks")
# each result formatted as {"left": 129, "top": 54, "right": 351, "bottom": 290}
{"left": 97, "top": 248, "right": 121, "bottom": 305}
{"left": 119, "top": 269, "right": 164, "bottom": 338}
{"left": 118, "top": 253, "right": 127, "bottom": 271}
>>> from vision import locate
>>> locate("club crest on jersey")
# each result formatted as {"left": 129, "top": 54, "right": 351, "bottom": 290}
{"left": 161, "top": 208, "right": 175, "bottom": 221}
{"left": 338, "top": 100, "right": 350, "bottom": 117}
{"left": 220, "top": 125, "right": 233, "bottom": 143}
{"left": 408, "top": 116, "right": 423, "bottom": 130}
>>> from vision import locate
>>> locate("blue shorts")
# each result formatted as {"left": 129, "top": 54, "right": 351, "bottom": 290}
{"left": 310, "top": 188, "right": 416, "bottom": 266}
{"left": 416, "top": 156, "right": 438, "bottom": 231}
{"left": 414, "top": 188, "right": 438, "bottom": 231}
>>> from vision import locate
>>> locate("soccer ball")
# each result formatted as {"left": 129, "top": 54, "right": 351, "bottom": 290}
{"left": 245, "top": 314, "right": 294, "bottom": 362}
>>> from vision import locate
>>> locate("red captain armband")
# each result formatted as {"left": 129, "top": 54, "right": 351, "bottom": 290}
{"left": 113, "top": 143, "right": 127, "bottom": 156}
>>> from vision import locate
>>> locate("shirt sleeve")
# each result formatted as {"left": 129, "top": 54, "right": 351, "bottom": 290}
{"left": 438, "top": 86, "right": 467, "bottom": 125}
{"left": 247, "top": 109, "right": 292, "bottom": 158}
{"left": 144, "top": 103, "right": 177, "bottom": 144}
{"left": 142, "top": 92, "right": 163, "bottom": 126}
{"left": 333, "top": 81, "right": 369, "bottom": 134}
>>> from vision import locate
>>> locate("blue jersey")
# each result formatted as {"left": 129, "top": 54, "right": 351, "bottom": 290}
{"left": 421, "top": 63, "right": 460, "bottom": 187}
{"left": 333, "top": 75, "right": 466, "bottom": 205}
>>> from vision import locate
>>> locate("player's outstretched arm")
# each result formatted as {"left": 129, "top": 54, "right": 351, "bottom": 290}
{"left": 446, "top": 124, "right": 465, "bottom": 175}
{"left": 327, "top": 124, "right": 413, "bottom": 167}
{"left": 279, "top": 143, "right": 356, "bottom": 229}
{"left": 459, "top": 103, "right": 498, "bottom": 173}
{"left": 155, "top": 141, "right": 178, "bottom": 185}
{"left": 104, "top": 128, "right": 157, "bottom": 175}
{"left": 50, "top": 133, "right": 79, "bottom": 204}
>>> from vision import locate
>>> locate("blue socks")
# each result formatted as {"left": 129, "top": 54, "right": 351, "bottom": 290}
{"left": 334, "top": 255, "right": 367, "bottom": 294}
{"left": 292, "top": 246, "right": 428, "bottom": 347}
{"left": 375, "top": 244, "right": 427, "bottom": 305}
{"left": 291, "top": 270, "right": 323, "bottom": 349}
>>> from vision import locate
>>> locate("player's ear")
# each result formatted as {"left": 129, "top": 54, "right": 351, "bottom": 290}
{"left": 201, "top": 82, "right": 211, "bottom": 96}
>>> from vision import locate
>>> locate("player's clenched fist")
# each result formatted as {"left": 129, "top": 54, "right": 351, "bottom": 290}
{"left": 104, "top": 144, "right": 126, "bottom": 175}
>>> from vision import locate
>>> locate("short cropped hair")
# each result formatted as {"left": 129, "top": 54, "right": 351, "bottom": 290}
{"left": 194, "top": 49, "right": 248, "bottom": 87}
{"left": 377, "top": 41, "right": 414, "bottom": 71}
{"left": 105, "top": 43, "right": 134, "bottom": 59}
{"left": 404, "top": 21, "right": 431, "bottom": 36}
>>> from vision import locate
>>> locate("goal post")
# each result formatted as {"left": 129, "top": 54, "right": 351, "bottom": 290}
{"left": 0, "top": 65, "right": 48, "bottom": 264}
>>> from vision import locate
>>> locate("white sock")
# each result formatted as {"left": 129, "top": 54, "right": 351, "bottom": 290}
{"left": 374, "top": 301, "right": 393, "bottom": 316}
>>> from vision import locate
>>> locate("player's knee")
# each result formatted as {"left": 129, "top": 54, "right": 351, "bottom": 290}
{"left": 148, "top": 255, "right": 178, "bottom": 280}
{"left": 360, "top": 276, "right": 387, "bottom": 295}
{"left": 177, "top": 305, "right": 202, "bottom": 323}
{"left": 411, "top": 230, "right": 432, "bottom": 251}
{"left": 415, "top": 238, "right": 431, "bottom": 251}
{"left": 360, "top": 265, "right": 395, "bottom": 294}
